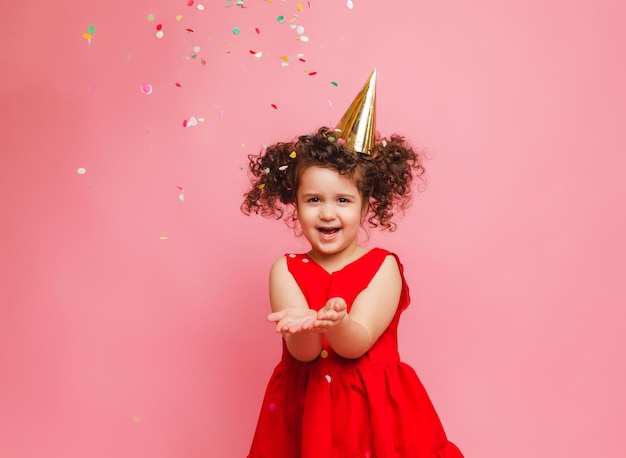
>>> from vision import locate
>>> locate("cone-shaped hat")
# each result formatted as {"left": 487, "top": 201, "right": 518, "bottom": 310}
{"left": 335, "top": 69, "right": 377, "bottom": 154}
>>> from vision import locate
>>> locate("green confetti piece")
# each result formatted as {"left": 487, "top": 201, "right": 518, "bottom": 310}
{"left": 331, "top": 81, "right": 338, "bottom": 87}
{"left": 277, "top": 15, "right": 285, "bottom": 23}
{"left": 147, "top": 13, "right": 155, "bottom": 21}
{"left": 232, "top": 27, "right": 240, "bottom": 35}
{"left": 87, "top": 25, "right": 96, "bottom": 34}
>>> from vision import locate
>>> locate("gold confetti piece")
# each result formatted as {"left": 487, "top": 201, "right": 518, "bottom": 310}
{"left": 176, "top": 14, "right": 183, "bottom": 21}
{"left": 289, "top": 151, "right": 297, "bottom": 158}
{"left": 296, "top": 3, "right": 304, "bottom": 10}
{"left": 258, "top": 183, "right": 265, "bottom": 189}
{"left": 83, "top": 33, "right": 92, "bottom": 41}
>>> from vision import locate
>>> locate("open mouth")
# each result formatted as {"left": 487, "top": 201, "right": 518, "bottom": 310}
{"left": 317, "top": 227, "right": 340, "bottom": 235}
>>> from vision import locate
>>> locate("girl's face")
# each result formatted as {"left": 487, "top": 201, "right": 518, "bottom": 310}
{"left": 296, "top": 166, "right": 366, "bottom": 264}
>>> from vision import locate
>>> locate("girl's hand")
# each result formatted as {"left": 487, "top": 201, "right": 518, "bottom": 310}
{"left": 314, "top": 297, "right": 347, "bottom": 330}
{"left": 268, "top": 307, "right": 318, "bottom": 334}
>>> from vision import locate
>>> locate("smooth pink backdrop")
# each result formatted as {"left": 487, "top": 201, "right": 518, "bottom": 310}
{"left": 2, "top": 1, "right": 625, "bottom": 457}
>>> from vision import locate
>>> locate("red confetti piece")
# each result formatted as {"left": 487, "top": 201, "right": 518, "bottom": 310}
{"left": 185, "top": 28, "right": 194, "bottom": 33}
{"left": 271, "top": 104, "right": 278, "bottom": 109}
{"left": 187, "top": 0, "right": 194, "bottom": 5}
{"left": 298, "top": 58, "right": 306, "bottom": 62}
{"left": 156, "top": 24, "right": 162, "bottom": 30}
{"left": 183, "top": 119, "right": 188, "bottom": 127}
{"left": 308, "top": 71, "right": 317, "bottom": 76}
{"left": 255, "top": 27, "right": 261, "bottom": 34}
{"left": 249, "top": 50, "right": 257, "bottom": 54}
{"left": 175, "top": 82, "right": 182, "bottom": 87}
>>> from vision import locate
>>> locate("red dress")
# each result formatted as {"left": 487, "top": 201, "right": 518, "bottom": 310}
{"left": 248, "top": 248, "right": 463, "bottom": 458}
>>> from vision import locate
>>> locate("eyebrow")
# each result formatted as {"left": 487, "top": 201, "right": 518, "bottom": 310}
{"left": 299, "top": 192, "right": 359, "bottom": 199}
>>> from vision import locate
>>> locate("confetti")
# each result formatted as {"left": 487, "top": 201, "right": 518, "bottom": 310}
{"left": 347, "top": 0, "right": 354, "bottom": 9}
{"left": 269, "top": 403, "right": 277, "bottom": 411}
{"left": 132, "top": 416, "right": 140, "bottom": 423}
{"left": 325, "top": 374, "right": 332, "bottom": 383}
{"left": 187, "top": 0, "right": 194, "bottom": 5}
{"left": 255, "top": 27, "right": 260, "bottom": 34}
{"left": 83, "top": 33, "right": 93, "bottom": 41}
{"left": 250, "top": 50, "right": 263, "bottom": 58}
{"left": 278, "top": 165, "right": 288, "bottom": 171}
{"left": 87, "top": 25, "right": 96, "bottom": 34}
{"left": 232, "top": 27, "right": 241, "bottom": 35}
{"left": 197, "top": 4, "right": 205, "bottom": 10}
{"left": 176, "top": 14, "right": 183, "bottom": 21}
{"left": 156, "top": 30, "right": 164, "bottom": 39}
{"left": 147, "top": 13, "right": 155, "bottom": 21}
{"left": 296, "top": 25, "right": 304, "bottom": 34}
{"left": 258, "top": 183, "right": 265, "bottom": 189}
{"left": 331, "top": 81, "right": 338, "bottom": 87}
{"left": 289, "top": 151, "right": 297, "bottom": 158}
{"left": 140, "top": 83, "right": 153, "bottom": 95}
{"left": 270, "top": 104, "right": 278, "bottom": 109}
{"left": 277, "top": 15, "right": 285, "bottom": 23}
{"left": 308, "top": 71, "right": 317, "bottom": 76}
{"left": 296, "top": 3, "right": 304, "bottom": 10}
{"left": 159, "top": 236, "right": 168, "bottom": 240}
{"left": 77, "top": 167, "right": 86, "bottom": 175}
{"left": 298, "top": 35, "right": 309, "bottom": 42}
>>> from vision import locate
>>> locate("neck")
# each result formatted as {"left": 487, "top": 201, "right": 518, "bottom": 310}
{"left": 307, "top": 244, "right": 367, "bottom": 273}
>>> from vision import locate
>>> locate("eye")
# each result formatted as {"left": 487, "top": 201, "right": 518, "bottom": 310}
{"left": 338, "top": 197, "right": 351, "bottom": 203}
{"left": 307, "top": 197, "right": 320, "bottom": 203}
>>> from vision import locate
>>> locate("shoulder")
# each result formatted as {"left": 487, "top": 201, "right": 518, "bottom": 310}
{"left": 270, "top": 254, "right": 289, "bottom": 276}
{"left": 375, "top": 254, "right": 402, "bottom": 282}
{"left": 270, "top": 253, "right": 306, "bottom": 278}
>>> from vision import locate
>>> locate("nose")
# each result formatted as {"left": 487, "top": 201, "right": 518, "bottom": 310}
{"left": 319, "top": 202, "right": 336, "bottom": 220}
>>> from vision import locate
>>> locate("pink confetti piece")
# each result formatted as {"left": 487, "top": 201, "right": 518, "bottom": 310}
{"left": 175, "top": 82, "right": 182, "bottom": 87}
{"left": 140, "top": 83, "right": 153, "bottom": 95}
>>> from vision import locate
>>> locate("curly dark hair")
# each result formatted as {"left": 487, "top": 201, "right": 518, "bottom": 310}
{"left": 241, "top": 126, "right": 425, "bottom": 231}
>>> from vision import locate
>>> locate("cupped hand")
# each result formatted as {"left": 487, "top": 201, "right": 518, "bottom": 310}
{"left": 267, "top": 307, "right": 318, "bottom": 334}
{"left": 313, "top": 297, "right": 347, "bottom": 330}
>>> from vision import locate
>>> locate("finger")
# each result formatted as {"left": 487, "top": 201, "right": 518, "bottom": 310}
{"left": 268, "top": 310, "right": 287, "bottom": 322}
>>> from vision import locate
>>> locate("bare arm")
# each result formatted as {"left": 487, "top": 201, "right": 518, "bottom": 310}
{"left": 267, "top": 256, "right": 323, "bottom": 362}
{"left": 320, "top": 255, "right": 402, "bottom": 359}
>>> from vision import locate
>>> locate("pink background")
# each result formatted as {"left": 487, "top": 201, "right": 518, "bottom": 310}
{"left": 1, "top": 1, "right": 625, "bottom": 457}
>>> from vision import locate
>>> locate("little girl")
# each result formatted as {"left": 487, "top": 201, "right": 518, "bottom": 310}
{"left": 241, "top": 71, "right": 463, "bottom": 458}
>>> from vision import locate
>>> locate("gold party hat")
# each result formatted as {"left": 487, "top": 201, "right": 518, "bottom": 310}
{"left": 335, "top": 69, "right": 377, "bottom": 154}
